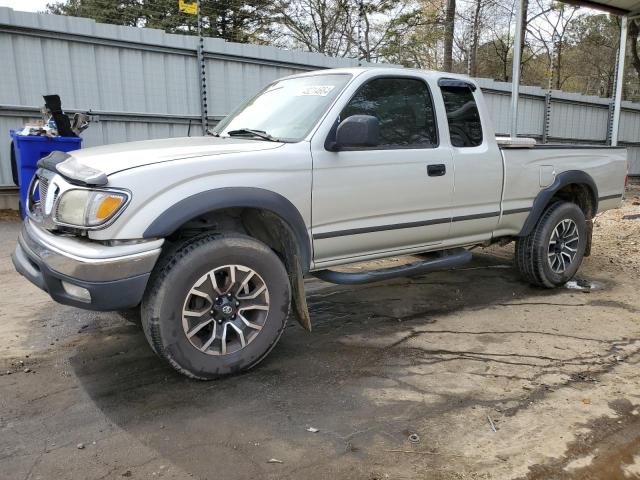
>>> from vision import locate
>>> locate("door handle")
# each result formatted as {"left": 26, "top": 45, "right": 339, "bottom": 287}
{"left": 427, "top": 164, "right": 446, "bottom": 177}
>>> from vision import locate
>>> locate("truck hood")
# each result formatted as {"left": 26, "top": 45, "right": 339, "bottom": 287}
{"left": 68, "top": 136, "right": 284, "bottom": 176}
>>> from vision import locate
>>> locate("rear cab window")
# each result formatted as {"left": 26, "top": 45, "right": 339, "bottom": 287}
{"left": 439, "top": 83, "right": 483, "bottom": 147}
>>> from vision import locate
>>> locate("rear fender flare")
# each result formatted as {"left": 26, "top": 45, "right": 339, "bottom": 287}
{"left": 518, "top": 170, "right": 598, "bottom": 237}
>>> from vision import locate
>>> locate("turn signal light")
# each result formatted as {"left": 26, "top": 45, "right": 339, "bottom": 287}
{"left": 96, "top": 195, "right": 125, "bottom": 219}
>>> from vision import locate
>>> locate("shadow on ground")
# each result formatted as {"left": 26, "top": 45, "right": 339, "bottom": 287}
{"left": 62, "top": 252, "right": 639, "bottom": 479}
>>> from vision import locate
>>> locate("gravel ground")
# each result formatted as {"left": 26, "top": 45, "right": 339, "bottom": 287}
{"left": 0, "top": 186, "right": 639, "bottom": 480}
{"left": 591, "top": 183, "right": 640, "bottom": 274}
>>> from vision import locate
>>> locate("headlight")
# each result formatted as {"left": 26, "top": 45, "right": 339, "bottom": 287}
{"left": 55, "top": 189, "right": 129, "bottom": 227}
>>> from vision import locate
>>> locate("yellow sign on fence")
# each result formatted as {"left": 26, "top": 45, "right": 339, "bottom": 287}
{"left": 179, "top": 0, "right": 198, "bottom": 15}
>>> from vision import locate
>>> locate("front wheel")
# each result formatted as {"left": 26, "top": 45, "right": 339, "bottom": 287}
{"left": 515, "top": 201, "right": 587, "bottom": 288}
{"left": 141, "top": 234, "right": 291, "bottom": 380}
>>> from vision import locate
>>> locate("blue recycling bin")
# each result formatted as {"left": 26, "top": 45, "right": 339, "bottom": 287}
{"left": 10, "top": 130, "right": 82, "bottom": 218}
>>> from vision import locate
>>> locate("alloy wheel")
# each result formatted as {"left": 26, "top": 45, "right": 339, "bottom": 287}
{"left": 182, "top": 265, "right": 270, "bottom": 355}
{"left": 547, "top": 219, "right": 580, "bottom": 274}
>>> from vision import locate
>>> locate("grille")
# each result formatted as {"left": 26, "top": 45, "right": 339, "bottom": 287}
{"left": 38, "top": 176, "right": 49, "bottom": 204}
{"left": 26, "top": 170, "right": 59, "bottom": 228}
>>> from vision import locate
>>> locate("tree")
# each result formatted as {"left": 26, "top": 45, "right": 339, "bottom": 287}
{"left": 564, "top": 14, "right": 618, "bottom": 97}
{"left": 46, "top": 0, "right": 640, "bottom": 102}
{"left": 46, "top": 0, "right": 276, "bottom": 43}
{"left": 527, "top": 1, "right": 579, "bottom": 89}
{"left": 267, "top": 0, "right": 354, "bottom": 57}
{"left": 47, "top": 0, "right": 142, "bottom": 26}
{"left": 356, "top": 0, "right": 420, "bottom": 63}
{"left": 442, "top": 0, "right": 455, "bottom": 71}
{"left": 267, "top": 0, "right": 418, "bottom": 61}
{"left": 375, "top": 0, "right": 449, "bottom": 70}
{"left": 518, "top": 0, "right": 528, "bottom": 71}
{"left": 461, "top": 0, "right": 517, "bottom": 81}
{"left": 455, "top": 0, "right": 497, "bottom": 77}
{"left": 628, "top": 19, "right": 640, "bottom": 99}
{"left": 467, "top": 0, "right": 482, "bottom": 76}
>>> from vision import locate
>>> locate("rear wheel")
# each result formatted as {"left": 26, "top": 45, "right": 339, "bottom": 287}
{"left": 142, "top": 234, "right": 291, "bottom": 379}
{"left": 515, "top": 201, "right": 587, "bottom": 288}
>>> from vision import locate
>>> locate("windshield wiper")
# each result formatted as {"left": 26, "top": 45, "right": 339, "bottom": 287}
{"left": 226, "top": 128, "right": 280, "bottom": 142}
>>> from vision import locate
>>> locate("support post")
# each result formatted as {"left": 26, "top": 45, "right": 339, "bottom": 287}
{"left": 510, "top": 0, "right": 525, "bottom": 139}
{"left": 542, "top": 91, "right": 552, "bottom": 144}
{"left": 196, "top": 0, "right": 209, "bottom": 135}
{"left": 357, "top": 0, "right": 364, "bottom": 66}
{"left": 611, "top": 15, "right": 628, "bottom": 147}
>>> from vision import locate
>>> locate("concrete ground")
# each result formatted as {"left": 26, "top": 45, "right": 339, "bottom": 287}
{"left": 1, "top": 188, "right": 640, "bottom": 480}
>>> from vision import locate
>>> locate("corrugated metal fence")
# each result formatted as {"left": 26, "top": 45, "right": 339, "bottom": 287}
{"left": 477, "top": 79, "right": 640, "bottom": 170}
{"left": 0, "top": 7, "right": 370, "bottom": 195}
{"left": 1, "top": 7, "right": 639, "bottom": 198}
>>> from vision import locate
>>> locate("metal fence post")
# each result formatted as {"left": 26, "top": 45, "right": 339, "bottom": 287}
{"left": 542, "top": 91, "right": 552, "bottom": 144}
{"left": 607, "top": 101, "right": 615, "bottom": 145}
{"left": 196, "top": 0, "right": 209, "bottom": 135}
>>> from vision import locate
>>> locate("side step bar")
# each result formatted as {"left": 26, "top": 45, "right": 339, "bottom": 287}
{"left": 311, "top": 248, "right": 472, "bottom": 285}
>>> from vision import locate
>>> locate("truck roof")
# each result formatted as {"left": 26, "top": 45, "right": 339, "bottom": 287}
{"left": 281, "top": 67, "right": 477, "bottom": 85}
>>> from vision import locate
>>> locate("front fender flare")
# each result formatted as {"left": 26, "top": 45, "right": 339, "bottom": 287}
{"left": 142, "top": 187, "right": 311, "bottom": 271}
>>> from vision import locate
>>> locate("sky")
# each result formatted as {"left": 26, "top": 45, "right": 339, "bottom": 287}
{"left": 0, "top": 0, "right": 607, "bottom": 26}
{"left": 0, "top": 0, "right": 50, "bottom": 12}
{"left": 0, "top": 0, "right": 607, "bottom": 17}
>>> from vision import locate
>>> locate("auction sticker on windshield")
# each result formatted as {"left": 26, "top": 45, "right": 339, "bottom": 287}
{"left": 296, "top": 85, "right": 335, "bottom": 96}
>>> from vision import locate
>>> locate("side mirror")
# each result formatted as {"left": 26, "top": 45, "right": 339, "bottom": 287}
{"left": 334, "top": 115, "right": 380, "bottom": 150}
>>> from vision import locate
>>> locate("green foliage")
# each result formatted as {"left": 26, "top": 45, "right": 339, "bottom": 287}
{"left": 46, "top": 0, "right": 275, "bottom": 42}
{"left": 377, "top": 1, "right": 445, "bottom": 69}
{"left": 562, "top": 14, "right": 619, "bottom": 97}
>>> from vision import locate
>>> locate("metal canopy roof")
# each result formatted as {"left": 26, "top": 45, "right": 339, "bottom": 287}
{"left": 563, "top": 0, "right": 640, "bottom": 15}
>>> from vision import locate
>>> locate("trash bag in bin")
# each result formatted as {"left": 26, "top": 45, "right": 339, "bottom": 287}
{"left": 10, "top": 94, "right": 87, "bottom": 218}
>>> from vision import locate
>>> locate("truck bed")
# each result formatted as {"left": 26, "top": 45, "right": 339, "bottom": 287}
{"left": 494, "top": 144, "right": 627, "bottom": 238}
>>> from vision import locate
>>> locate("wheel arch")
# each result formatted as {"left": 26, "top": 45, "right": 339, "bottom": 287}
{"left": 142, "top": 187, "right": 313, "bottom": 331}
{"left": 518, "top": 170, "right": 598, "bottom": 237}
{"left": 143, "top": 187, "right": 311, "bottom": 271}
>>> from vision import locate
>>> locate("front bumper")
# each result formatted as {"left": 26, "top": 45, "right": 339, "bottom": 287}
{"left": 12, "top": 219, "right": 163, "bottom": 311}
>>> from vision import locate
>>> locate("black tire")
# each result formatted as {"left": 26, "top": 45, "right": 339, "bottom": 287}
{"left": 515, "top": 201, "right": 587, "bottom": 288}
{"left": 141, "top": 233, "right": 291, "bottom": 380}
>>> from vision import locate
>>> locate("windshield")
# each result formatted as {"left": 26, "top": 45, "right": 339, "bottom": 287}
{"left": 213, "top": 73, "right": 352, "bottom": 142}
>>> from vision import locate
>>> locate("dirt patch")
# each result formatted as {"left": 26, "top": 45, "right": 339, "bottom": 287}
{"left": 1, "top": 188, "right": 640, "bottom": 479}
{"left": 0, "top": 209, "right": 19, "bottom": 221}
{"left": 520, "top": 399, "right": 640, "bottom": 480}
{"left": 591, "top": 182, "right": 640, "bottom": 275}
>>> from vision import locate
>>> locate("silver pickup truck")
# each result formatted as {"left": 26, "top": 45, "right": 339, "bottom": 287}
{"left": 13, "top": 67, "right": 627, "bottom": 379}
